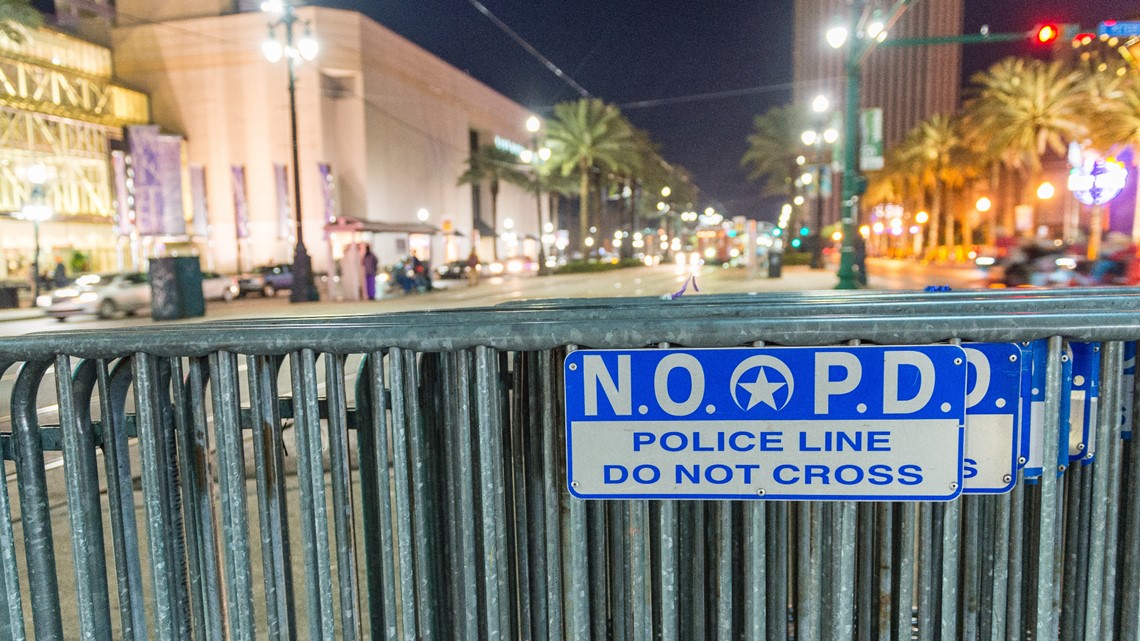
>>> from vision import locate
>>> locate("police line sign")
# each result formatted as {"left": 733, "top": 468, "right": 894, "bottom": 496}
{"left": 564, "top": 346, "right": 967, "bottom": 501}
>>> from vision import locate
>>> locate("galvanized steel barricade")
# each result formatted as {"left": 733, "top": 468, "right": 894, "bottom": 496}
{"left": 0, "top": 287, "right": 1138, "bottom": 640}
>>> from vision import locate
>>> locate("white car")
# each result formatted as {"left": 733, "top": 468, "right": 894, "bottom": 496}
{"left": 37, "top": 272, "right": 151, "bottom": 321}
{"left": 202, "top": 271, "right": 239, "bottom": 302}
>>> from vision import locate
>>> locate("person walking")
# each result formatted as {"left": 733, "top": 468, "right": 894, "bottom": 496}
{"left": 363, "top": 245, "right": 379, "bottom": 300}
{"left": 466, "top": 248, "right": 480, "bottom": 286}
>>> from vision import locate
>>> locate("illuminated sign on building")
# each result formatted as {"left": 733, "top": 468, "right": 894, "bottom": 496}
{"left": 494, "top": 135, "right": 525, "bottom": 157}
{"left": 1067, "top": 158, "right": 1128, "bottom": 206}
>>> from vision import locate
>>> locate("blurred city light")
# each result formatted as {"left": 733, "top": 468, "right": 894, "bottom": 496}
{"left": 915, "top": 211, "right": 929, "bottom": 224}
{"left": 811, "top": 94, "right": 829, "bottom": 113}
{"left": 1037, "top": 181, "right": 1056, "bottom": 200}
{"left": 826, "top": 26, "right": 848, "bottom": 49}
{"left": 975, "top": 197, "right": 992, "bottom": 212}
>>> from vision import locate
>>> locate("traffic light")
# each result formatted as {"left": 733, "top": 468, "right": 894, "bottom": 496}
{"left": 799, "top": 227, "right": 810, "bottom": 237}
{"left": 772, "top": 228, "right": 782, "bottom": 237}
{"left": 1035, "top": 23, "right": 1059, "bottom": 44}
{"left": 791, "top": 238, "right": 802, "bottom": 248}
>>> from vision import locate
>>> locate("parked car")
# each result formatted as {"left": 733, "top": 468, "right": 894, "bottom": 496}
{"left": 36, "top": 272, "right": 151, "bottom": 321}
{"left": 239, "top": 263, "right": 293, "bottom": 297}
{"left": 434, "top": 260, "right": 476, "bottom": 280}
{"left": 201, "top": 271, "right": 239, "bottom": 301}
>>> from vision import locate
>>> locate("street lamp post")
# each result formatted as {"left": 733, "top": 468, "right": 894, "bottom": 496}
{"left": 263, "top": 0, "right": 319, "bottom": 302}
{"left": 525, "top": 116, "right": 551, "bottom": 274}
{"left": 25, "top": 164, "right": 51, "bottom": 299}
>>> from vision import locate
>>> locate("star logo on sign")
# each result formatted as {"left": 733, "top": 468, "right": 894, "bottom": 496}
{"left": 738, "top": 367, "right": 786, "bottom": 410}
{"left": 729, "top": 355, "right": 795, "bottom": 412}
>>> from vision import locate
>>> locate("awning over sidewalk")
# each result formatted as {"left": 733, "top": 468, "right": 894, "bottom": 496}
{"left": 325, "top": 216, "right": 441, "bottom": 235}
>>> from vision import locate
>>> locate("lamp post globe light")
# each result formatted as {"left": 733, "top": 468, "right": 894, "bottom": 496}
{"left": 24, "top": 163, "right": 53, "bottom": 300}
{"left": 263, "top": 0, "right": 320, "bottom": 302}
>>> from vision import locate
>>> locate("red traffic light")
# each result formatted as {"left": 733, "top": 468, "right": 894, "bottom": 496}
{"left": 1035, "top": 24, "right": 1059, "bottom": 44}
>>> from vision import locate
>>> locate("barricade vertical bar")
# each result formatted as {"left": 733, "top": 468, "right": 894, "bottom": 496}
{"left": 506, "top": 353, "right": 534, "bottom": 640}
{"left": 895, "top": 504, "right": 916, "bottom": 641}
{"left": 1124, "top": 437, "right": 1140, "bottom": 640}
{"left": 565, "top": 344, "right": 591, "bottom": 641}
{"left": 797, "top": 502, "right": 816, "bottom": 641}
{"left": 989, "top": 492, "right": 1011, "bottom": 641}
{"left": 1061, "top": 466, "right": 1084, "bottom": 641}
{"left": 12, "top": 359, "right": 63, "bottom": 641}
{"left": 770, "top": 504, "right": 789, "bottom": 641}
{"left": 289, "top": 350, "right": 334, "bottom": 640}
{"left": 57, "top": 356, "right": 113, "bottom": 640}
{"left": 248, "top": 356, "right": 295, "bottom": 641}
{"left": 964, "top": 497, "right": 981, "bottom": 641}
{"left": 1036, "top": 336, "right": 1065, "bottom": 641}
{"left": 0, "top": 362, "right": 24, "bottom": 641}
{"left": 609, "top": 503, "right": 628, "bottom": 640}
{"left": 104, "top": 358, "right": 148, "bottom": 641}
{"left": 917, "top": 504, "right": 934, "bottom": 641}
{"left": 857, "top": 502, "right": 874, "bottom": 641}
{"left": 452, "top": 351, "right": 481, "bottom": 640}
{"left": 1097, "top": 342, "right": 1123, "bottom": 641}
{"left": 1084, "top": 348, "right": 1118, "bottom": 641}
{"left": 878, "top": 503, "right": 893, "bottom": 641}
{"left": 836, "top": 503, "right": 857, "bottom": 641}
{"left": 325, "top": 354, "right": 363, "bottom": 641}
{"left": 1070, "top": 463, "right": 1094, "bottom": 641}
{"left": 822, "top": 504, "right": 836, "bottom": 638}
{"left": 631, "top": 500, "right": 651, "bottom": 640}
{"left": 692, "top": 502, "right": 707, "bottom": 640}
{"left": 811, "top": 503, "right": 824, "bottom": 641}
{"left": 155, "top": 359, "right": 192, "bottom": 641}
{"left": 488, "top": 349, "right": 513, "bottom": 638}
{"left": 402, "top": 350, "right": 440, "bottom": 639}
{"left": 1005, "top": 478, "right": 1025, "bottom": 641}
{"left": 717, "top": 502, "right": 733, "bottom": 641}
{"left": 209, "top": 351, "right": 257, "bottom": 641}
{"left": 978, "top": 498, "right": 995, "bottom": 641}
{"left": 133, "top": 353, "right": 179, "bottom": 641}
{"left": 354, "top": 356, "right": 385, "bottom": 640}
{"left": 171, "top": 358, "right": 215, "bottom": 641}
{"left": 537, "top": 350, "right": 565, "bottom": 640}
{"left": 474, "top": 345, "right": 507, "bottom": 640}
{"left": 659, "top": 501, "right": 679, "bottom": 641}
{"left": 521, "top": 353, "right": 549, "bottom": 641}
{"left": 744, "top": 502, "right": 766, "bottom": 641}
{"left": 588, "top": 503, "right": 606, "bottom": 641}
{"left": 436, "top": 353, "right": 463, "bottom": 636}
{"left": 365, "top": 352, "right": 401, "bottom": 639}
{"left": 385, "top": 347, "right": 419, "bottom": 640}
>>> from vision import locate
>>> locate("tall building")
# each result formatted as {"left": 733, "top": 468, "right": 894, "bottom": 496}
{"left": 792, "top": 0, "right": 963, "bottom": 226}
{"left": 111, "top": 1, "right": 543, "bottom": 276}
{"left": 0, "top": 25, "right": 149, "bottom": 278}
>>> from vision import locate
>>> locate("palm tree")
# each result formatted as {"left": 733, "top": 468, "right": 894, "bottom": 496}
{"left": 458, "top": 145, "right": 529, "bottom": 260}
{"left": 741, "top": 105, "right": 805, "bottom": 199}
{"left": 895, "top": 115, "right": 965, "bottom": 254}
{"left": 545, "top": 98, "right": 636, "bottom": 256}
{"left": 0, "top": 0, "right": 41, "bottom": 42}
{"left": 1096, "top": 76, "right": 1140, "bottom": 240}
{"left": 966, "top": 57, "right": 1092, "bottom": 233}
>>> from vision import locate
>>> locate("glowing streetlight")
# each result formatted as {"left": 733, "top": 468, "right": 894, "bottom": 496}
{"left": 519, "top": 149, "right": 533, "bottom": 163}
{"left": 812, "top": 94, "right": 829, "bottom": 113}
{"left": 526, "top": 115, "right": 541, "bottom": 133}
{"left": 704, "top": 207, "right": 715, "bottom": 216}
{"left": 801, "top": 130, "right": 818, "bottom": 146}
{"left": 867, "top": 21, "right": 885, "bottom": 39}
{"left": 781, "top": 204, "right": 792, "bottom": 216}
{"left": 1037, "top": 181, "right": 1055, "bottom": 200}
{"left": 915, "top": 211, "right": 929, "bottom": 224}
{"left": 796, "top": 155, "right": 806, "bottom": 165}
{"left": 975, "top": 197, "right": 992, "bottom": 212}
{"left": 661, "top": 186, "right": 671, "bottom": 198}
{"left": 801, "top": 172, "right": 814, "bottom": 185}
{"left": 826, "top": 26, "right": 848, "bottom": 49}
{"left": 794, "top": 196, "right": 805, "bottom": 206}
{"left": 823, "top": 128, "right": 839, "bottom": 144}
{"left": 417, "top": 208, "right": 429, "bottom": 222}
{"left": 538, "top": 147, "right": 551, "bottom": 161}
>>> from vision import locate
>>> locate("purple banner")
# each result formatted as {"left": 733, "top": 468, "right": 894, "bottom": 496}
{"left": 111, "top": 150, "right": 132, "bottom": 237}
{"left": 157, "top": 135, "right": 186, "bottom": 236}
{"left": 232, "top": 165, "right": 250, "bottom": 240}
{"left": 319, "top": 162, "right": 336, "bottom": 224}
{"left": 190, "top": 165, "right": 209, "bottom": 238}
{"left": 128, "top": 125, "right": 162, "bottom": 235}
{"left": 275, "top": 164, "right": 292, "bottom": 240}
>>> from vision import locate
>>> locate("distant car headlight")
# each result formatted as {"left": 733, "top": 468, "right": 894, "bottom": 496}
{"left": 489, "top": 262, "right": 504, "bottom": 275}
{"left": 228, "top": 283, "right": 239, "bottom": 294}
{"left": 507, "top": 259, "right": 523, "bottom": 273}
{"left": 79, "top": 292, "right": 99, "bottom": 303}
{"left": 975, "top": 256, "right": 996, "bottom": 267}
{"left": 35, "top": 295, "right": 52, "bottom": 308}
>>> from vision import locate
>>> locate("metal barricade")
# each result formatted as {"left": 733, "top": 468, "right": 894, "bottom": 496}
{"left": 0, "top": 288, "right": 1138, "bottom": 640}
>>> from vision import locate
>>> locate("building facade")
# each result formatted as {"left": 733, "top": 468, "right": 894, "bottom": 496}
{"left": 792, "top": 0, "right": 963, "bottom": 227}
{"left": 111, "top": 3, "right": 542, "bottom": 277}
{"left": 0, "top": 25, "right": 149, "bottom": 280}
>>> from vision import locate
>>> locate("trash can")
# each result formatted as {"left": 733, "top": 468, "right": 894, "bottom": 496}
{"left": 0, "top": 284, "right": 19, "bottom": 309}
{"left": 768, "top": 251, "right": 783, "bottom": 278}
{"left": 149, "top": 256, "right": 206, "bottom": 321}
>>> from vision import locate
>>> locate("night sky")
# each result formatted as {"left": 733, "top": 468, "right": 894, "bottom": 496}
{"left": 39, "top": 0, "right": 1129, "bottom": 221}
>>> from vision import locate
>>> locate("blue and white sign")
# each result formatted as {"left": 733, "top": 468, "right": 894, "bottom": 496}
{"left": 564, "top": 345, "right": 967, "bottom": 501}
{"left": 961, "top": 344, "right": 1022, "bottom": 494}
{"left": 1068, "top": 342, "right": 1099, "bottom": 463}
{"left": 1098, "top": 21, "right": 1140, "bottom": 38}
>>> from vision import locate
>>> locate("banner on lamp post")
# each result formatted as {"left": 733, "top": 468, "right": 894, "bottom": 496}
{"left": 189, "top": 165, "right": 209, "bottom": 238}
{"left": 232, "top": 165, "right": 250, "bottom": 240}
{"left": 111, "top": 150, "right": 132, "bottom": 237}
{"left": 275, "top": 164, "right": 292, "bottom": 240}
{"left": 860, "top": 108, "right": 884, "bottom": 171}
{"left": 156, "top": 135, "right": 186, "bottom": 236}
{"left": 128, "top": 125, "right": 162, "bottom": 235}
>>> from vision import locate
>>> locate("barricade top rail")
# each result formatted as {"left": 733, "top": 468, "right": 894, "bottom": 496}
{"left": 3, "top": 300, "right": 1140, "bottom": 359}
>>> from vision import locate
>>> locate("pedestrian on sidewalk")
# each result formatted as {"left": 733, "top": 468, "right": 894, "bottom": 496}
{"left": 466, "top": 248, "right": 480, "bottom": 286}
{"left": 363, "top": 245, "right": 379, "bottom": 300}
